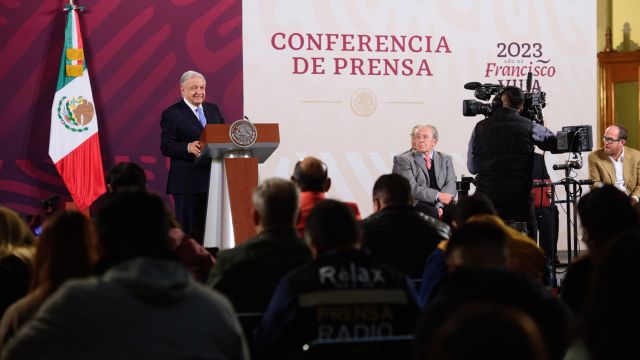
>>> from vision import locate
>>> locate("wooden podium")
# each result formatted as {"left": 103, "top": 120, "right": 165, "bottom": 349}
{"left": 198, "top": 123, "right": 279, "bottom": 249}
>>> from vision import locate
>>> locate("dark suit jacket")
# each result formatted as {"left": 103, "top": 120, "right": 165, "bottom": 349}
{"left": 360, "top": 205, "right": 450, "bottom": 278}
{"left": 160, "top": 100, "right": 224, "bottom": 194}
{"left": 206, "top": 228, "right": 312, "bottom": 313}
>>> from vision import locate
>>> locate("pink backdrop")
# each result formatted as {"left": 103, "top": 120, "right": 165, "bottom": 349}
{"left": 0, "top": 0, "right": 243, "bottom": 215}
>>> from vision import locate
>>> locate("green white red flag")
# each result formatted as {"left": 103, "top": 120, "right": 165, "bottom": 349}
{"left": 49, "top": 4, "right": 105, "bottom": 211}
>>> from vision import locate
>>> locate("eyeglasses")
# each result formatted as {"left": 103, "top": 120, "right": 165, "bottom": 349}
{"left": 411, "top": 135, "right": 433, "bottom": 140}
{"left": 602, "top": 136, "right": 621, "bottom": 144}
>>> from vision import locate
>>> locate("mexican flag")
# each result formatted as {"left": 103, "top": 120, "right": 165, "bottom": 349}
{"left": 49, "top": 5, "right": 105, "bottom": 211}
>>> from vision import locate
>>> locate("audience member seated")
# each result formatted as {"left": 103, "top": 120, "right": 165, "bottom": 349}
{"left": 291, "top": 156, "right": 361, "bottom": 236}
{"left": 561, "top": 185, "right": 639, "bottom": 316}
{"left": 419, "top": 193, "right": 546, "bottom": 306}
{"left": 413, "top": 221, "right": 571, "bottom": 360}
{"left": 427, "top": 303, "right": 548, "bottom": 360}
{"left": 207, "top": 178, "right": 312, "bottom": 313}
{"left": 468, "top": 214, "right": 546, "bottom": 281}
{"left": 89, "top": 161, "right": 148, "bottom": 213}
{"left": 168, "top": 218, "right": 216, "bottom": 283}
{"left": 255, "top": 200, "right": 420, "bottom": 359}
{"left": 361, "top": 173, "right": 450, "bottom": 279}
{"left": 94, "top": 161, "right": 215, "bottom": 282}
{"left": 0, "top": 211, "right": 97, "bottom": 347}
{"left": 0, "top": 207, "right": 35, "bottom": 319}
{"left": 1, "top": 192, "right": 249, "bottom": 359}
{"left": 392, "top": 124, "right": 457, "bottom": 219}
{"left": 564, "top": 228, "right": 640, "bottom": 360}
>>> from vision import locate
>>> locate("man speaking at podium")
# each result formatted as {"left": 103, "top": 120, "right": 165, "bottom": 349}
{"left": 161, "top": 70, "right": 224, "bottom": 243}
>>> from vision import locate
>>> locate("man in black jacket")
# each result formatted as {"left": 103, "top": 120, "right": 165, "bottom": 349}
{"left": 256, "top": 200, "right": 420, "bottom": 359}
{"left": 361, "top": 174, "right": 450, "bottom": 278}
{"left": 206, "top": 178, "right": 311, "bottom": 313}
{"left": 467, "top": 86, "right": 555, "bottom": 237}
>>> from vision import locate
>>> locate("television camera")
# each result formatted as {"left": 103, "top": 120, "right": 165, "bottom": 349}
{"left": 461, "top": 72, "right": 592, "bottom": 154}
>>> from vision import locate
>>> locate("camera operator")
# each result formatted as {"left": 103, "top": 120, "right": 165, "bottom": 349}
{"left": 467, "top": 86, "right": 556, "bottom": 238}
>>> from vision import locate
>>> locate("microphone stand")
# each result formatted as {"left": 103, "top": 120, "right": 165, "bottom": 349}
{"left": 546, "top": 158, "right": 593, "bottom": 286}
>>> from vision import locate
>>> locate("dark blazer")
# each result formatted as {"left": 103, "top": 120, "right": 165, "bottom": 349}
{"left": 360, "top": 205, "right": 450, "bottom": 278}
{"left": 160, "top": 100, "right": 224, "bottom": 194}
{"left": 206, "top": 228, "right": 312, "bottom": 313}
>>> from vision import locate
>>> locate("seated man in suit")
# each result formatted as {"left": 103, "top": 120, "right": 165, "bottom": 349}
{"left": 588, "top": 124, "right": 640, "bottom": 205}
{"left": 255, "top": 200, "right": 420, "bottom": 359}
{"left": 206, "top": 178, "right": 312, "bottom": 313}
{"left": 360, "top": 173, "right": 450, "bottom": 279}
{"left": 291, "top": 156, "right": 361, "bottom": 236}
{"left": 392, "top": 125, "right": 456, "bottom": 219}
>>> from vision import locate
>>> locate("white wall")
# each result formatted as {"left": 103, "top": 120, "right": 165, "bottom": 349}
{"left": 244, "top": 0, "right": 597, "bottom": 251}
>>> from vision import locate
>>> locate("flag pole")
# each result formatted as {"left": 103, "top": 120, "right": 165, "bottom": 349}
{"left": 65, "top": 0, "right": 85, "bottom": 12}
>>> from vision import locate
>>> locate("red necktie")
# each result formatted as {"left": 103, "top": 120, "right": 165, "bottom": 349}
{"left": 424, "top": 153, "right": 431, "bottom": 170}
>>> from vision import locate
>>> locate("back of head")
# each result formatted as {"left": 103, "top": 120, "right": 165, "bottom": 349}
{"left": 446, "top": 221, "right": 508, "bottom": 270}
{"left": 106, "top": 162, "right": 147, "bottom": 193}
{"left": 292, "top": 156, "right": 328, "bottom": 192}
{"left": 95, "top": 191, "right": 173, "bottom": 269}
{"left": 501, "top": 86, "right": 525, "bottom": 109}
{"left": 584, "top": 228, "right": 640, "bottom": 360}
{"left": 578, "top": 185, "right": 638, "bottom": 253}
{"left": 372, "top": 173, "right": 412, "bottom": 207}
{"left": 253, "top": 178, "right": 300, "bottom": 229}
{"left": 0, "top": 206, "right": 35, "bottom": 258}
{"left": 428, "top": 302, "right": 548, "bottom": 360}
{"left": 305, "top": 199, "right": 359, "bottom": 255}
{"left": 453, "top": 193, "right": 497, "bottom": 227}
{"left": 32, "top": 211, "right": 97, "bottom": 294}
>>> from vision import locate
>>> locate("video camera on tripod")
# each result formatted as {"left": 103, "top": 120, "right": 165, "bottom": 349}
{"left": 461, "top": 72, "right": 593, "bottom": 155}
{"left": 462, "top": 72, "right": 546, "bottom": 124}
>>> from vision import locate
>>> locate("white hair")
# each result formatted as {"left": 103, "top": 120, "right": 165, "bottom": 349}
{"left": 412, "top": 124, "right": 439, "bottom": 140}
{"left": 180, "top": 70, "right": 206, "bottom": 86}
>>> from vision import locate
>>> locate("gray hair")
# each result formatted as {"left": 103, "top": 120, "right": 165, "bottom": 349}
{"left": 411, "top": 124, "right": 439, "bottom": 140}
{"left": 410, "top": 125, "right": 422, "bottom": 137}
{"left": 252, "top": 178, "right": 300, "bottom": 229}
{"left": 180, "top": 70, "right": 206, "bottom": 86}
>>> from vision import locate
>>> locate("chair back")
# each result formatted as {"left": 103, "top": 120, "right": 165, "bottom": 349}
{"left": 301, "top": 334, "right": 414, "bottom": 360}
{"left": 236, "top": 312, "right": 264, "bottom": 355}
